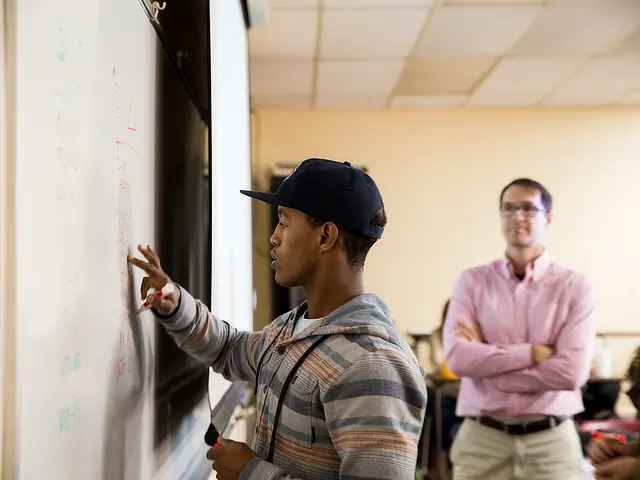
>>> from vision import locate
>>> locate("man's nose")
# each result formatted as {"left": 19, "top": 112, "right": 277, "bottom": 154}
{"left": 513, "top": 208, "right": 526, "bottom": 220}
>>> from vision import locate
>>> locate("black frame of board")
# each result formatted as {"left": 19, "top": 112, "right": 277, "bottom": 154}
{"left": 151, "top": 0, "right": 213, "bottom": 448}
{"left": 240, "top": 0, "right": 251, "bottom": 28}
{"left": 148, "top": 0, "right": 253, "bottom": 454}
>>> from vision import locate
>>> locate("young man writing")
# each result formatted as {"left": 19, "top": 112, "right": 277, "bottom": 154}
{"left": 128, "top": 158, "right": 427, "bottom": 480}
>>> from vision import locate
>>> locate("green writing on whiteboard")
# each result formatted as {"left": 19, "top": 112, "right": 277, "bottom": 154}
{"left": 59, "top": 398, "right": 82, "bottom": 435}
{"left": 61, "top": 352, "right": 81, "bottom": 377}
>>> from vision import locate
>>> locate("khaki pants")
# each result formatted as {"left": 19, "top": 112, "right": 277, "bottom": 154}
{"left": 450, "top": 418, "right": 585, "bottom": 479}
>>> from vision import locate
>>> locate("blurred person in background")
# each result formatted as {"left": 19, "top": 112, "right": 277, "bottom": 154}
{"left": 424, "top": 298, "right": 460, "bottom": 476}
{"left": 580, "top": 360, "right": 620, "bottom": 421}
{"left": 587, "top": 346, "right": 640, "bottom": 479}
{"left": 443, "top": 178, "right": 596, "bottom": 479}
{"left": 426, "top": 298, "right": 460, "bottom": 447}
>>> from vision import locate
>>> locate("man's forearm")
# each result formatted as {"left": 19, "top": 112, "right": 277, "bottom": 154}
{"left": 485, "top": 350, "right": 589, "bottom": 393}
{"left": 445, "top": 340, "right": 534, "bottom": 378}
{"left": 156, "top": 285, "right": 261, "bottom": 382}
{"left": 487, "top": 283, "right": 596, "bottom": 393}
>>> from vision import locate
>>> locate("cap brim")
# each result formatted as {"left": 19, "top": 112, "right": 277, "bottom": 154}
{"left": 240, "top": 190, "right": 286, "bottom": 207}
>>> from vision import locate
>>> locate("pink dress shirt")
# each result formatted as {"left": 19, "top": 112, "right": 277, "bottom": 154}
{"left": 443, "top": 250, "right": 596, "bottom": 418}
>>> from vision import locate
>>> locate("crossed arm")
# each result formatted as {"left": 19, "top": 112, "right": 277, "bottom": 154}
{"left": 443, "top": 270, "right": 596, "bottom": 392}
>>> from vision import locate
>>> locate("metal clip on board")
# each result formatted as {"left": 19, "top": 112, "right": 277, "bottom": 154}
{"left": 137, "top": 0, "right": 166, "bottom": 25}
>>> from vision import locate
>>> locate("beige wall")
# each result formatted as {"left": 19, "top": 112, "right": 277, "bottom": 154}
{"left": 250, "top": 108, "right": 640, "bottom": 378}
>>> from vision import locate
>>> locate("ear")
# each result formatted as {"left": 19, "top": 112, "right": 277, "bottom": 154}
{"left": 319, "top": 222, "right": 339, "bottom": 252}
{"left": 545, "top": 212, "right": 552, "bottom": 226}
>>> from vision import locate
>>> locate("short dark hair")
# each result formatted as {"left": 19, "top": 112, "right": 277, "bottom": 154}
{"left": 499, "top": 178, "right": 552, "bottom": 212}
{"left": 308, "top": 206, "right": 387, "bottom": 271}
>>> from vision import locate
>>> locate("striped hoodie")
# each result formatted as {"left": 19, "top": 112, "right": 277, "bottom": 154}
{"left": 157, "top": 286, "right": 427, "bottom": 480}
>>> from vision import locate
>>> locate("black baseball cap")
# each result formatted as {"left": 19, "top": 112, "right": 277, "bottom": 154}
{"left": 240, "top": 158, "right": 384, "bottom": 239}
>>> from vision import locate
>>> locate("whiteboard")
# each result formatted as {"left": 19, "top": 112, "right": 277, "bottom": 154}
{"left": 13, "top": 0, "right": 158, "bottom": 477}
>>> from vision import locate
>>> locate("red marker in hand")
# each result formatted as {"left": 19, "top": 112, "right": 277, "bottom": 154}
{"left": 136, "top": 283, "right": 175, "bottom": 314}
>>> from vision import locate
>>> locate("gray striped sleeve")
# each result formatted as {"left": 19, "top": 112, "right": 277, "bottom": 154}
{"left": 155, "top": 285, "right": 265, "bottom": 383}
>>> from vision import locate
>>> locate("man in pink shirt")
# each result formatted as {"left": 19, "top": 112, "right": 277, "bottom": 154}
{"left": 443, "top": 178, "right": 596, "bottom": 479}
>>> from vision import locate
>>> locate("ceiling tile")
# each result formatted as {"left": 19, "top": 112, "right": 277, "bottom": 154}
{"left": 248, "top": 9, "right": 318, "bottom": 59}
{"left": 542, "top": 56, "right": 640, "bottom": 106}
{"left": 607, "top": 28, "right": 640, "bottom": 56}
{"left": 270, "top": 0, "right": 319, "bottom": 7}
{"left": 251, "top": 95, "right": 313, "bottom": 109}
{"left": 324, "top": 0, "right": 434, "bottom": 7}
{"left": 510, "top": 0, "right": 640, "bottom": 56}
{"left": 315, "top": 95, "right": 388, "bottom": 109}
{"left": 395, "top": 58, "right": 495, "bottom": 94}
{"left": 249, "top": 60, "right": 314, "bottom": 95}
{"left": 316, "top": 61, "right": 405, "bottom": 94}
{"left": 414, "top": 6, "right": 542, "bottom": 58}
{"left": 389, "top": 94, "right": 467, "bottom": 108}
{"left": 320, "top": 9, "right": 429, "bottom": 60}
{"left": 468, "top": 57, "right": 587, "bottom": 106}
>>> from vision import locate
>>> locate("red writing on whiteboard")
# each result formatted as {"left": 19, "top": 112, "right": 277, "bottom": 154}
{"left": 120, "top": 331, "right": 132, "bottom": 350}
{"left": 114, "top": 65, "right": 121, "bottom": 120}
{"left": 116, "top": 140, "right": 141, "bottom": 157}
{"left": 116, "top": 356, "right": 134, "bottom": 382}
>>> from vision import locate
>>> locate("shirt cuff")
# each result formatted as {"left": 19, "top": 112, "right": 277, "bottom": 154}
{"left": 152, "top": 285, "right": 197, "bottom": 331}
{"left": 239, "top": 457, "right": 284, "bottom": 480}
{"left": 506, "top": 343, "right": 533, "bottom": 370}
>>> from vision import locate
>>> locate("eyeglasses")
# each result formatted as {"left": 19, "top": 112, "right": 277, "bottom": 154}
{"left": 500, "top": 204, "right": 545, "bottom": 218}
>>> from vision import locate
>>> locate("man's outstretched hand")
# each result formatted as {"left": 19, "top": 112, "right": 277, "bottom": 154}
{"left": 127, "top": 244, "right": 180, "bottom": 316}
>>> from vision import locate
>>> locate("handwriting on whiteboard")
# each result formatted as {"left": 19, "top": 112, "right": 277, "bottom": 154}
{"left": 114, "top": 65, "right": 142, "bottom": 384}
{"left": 116, "top": 356, "right": 134, "bottom": 383}
{"left": 54, "top": 25, "right": 87, "bottom": 437}
{"left": 117, "top": 152, "right": 135, "bottom": 383}
{"left": 57, "top": 27, "right": 66, "bottom": 61}
{"left": 54, "top": 26, "right": 84, "bottom": 209}
{"left": 59, "top": 398, "right": 82, "bottom": 435}
{"left": 61, "top": 353, "right": 82, "bottom": 378}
